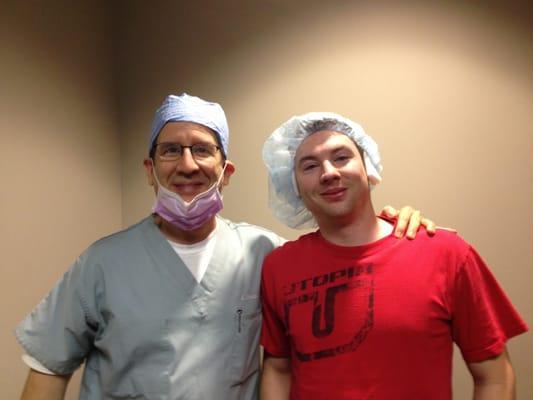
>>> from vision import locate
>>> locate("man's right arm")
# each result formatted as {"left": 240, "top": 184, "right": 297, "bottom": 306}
{"left": 467, "top": 349, "right": 516, "bottom": 400}
{"left": 20, "top": 369, "right": 71, "bottom": 400}
{"left": 260, "top": 353, "right": 291, "bottom": 400}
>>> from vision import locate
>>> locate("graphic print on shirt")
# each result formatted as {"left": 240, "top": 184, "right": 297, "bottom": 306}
{"left": 283, "top": 264, "right": 374, "bottom": 362}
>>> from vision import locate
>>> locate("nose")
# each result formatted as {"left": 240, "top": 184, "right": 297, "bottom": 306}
{"left": 175, "top": 147, "right": 200, "bottom": 175}
{"left": 319, "top": 161, "right": 340, "bottom": 184}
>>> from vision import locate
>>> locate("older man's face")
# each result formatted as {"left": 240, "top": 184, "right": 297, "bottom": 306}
{"left": 144, "top": 122, "right": 234, "bottom": 202}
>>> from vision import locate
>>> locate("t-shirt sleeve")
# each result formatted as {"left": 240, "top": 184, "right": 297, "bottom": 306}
{"left": 14, "top": 251, "right": 101, "bottom": 375}
{"left": 22, "top": 354, "right": 57, "bottom": 375}
{"left": 451, "top": 246, "right": 528, "bottom": 363}
{"left": 260, "top": 256, "right": 291, "bottom": 358}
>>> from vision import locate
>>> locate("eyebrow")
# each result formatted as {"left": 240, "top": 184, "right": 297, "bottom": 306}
{"left": 296, "top": 145, "right": 353, "bottom": 166}
{"left": 296, "top": 155, "right": 318, "bottom": 166}
{"left": 157, "top": 140, "right": 217, "bottom": 146}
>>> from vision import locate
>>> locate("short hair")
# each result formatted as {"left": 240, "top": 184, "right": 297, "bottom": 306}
{"left": 303, "top": 118, "right": 365, "bottom": 160}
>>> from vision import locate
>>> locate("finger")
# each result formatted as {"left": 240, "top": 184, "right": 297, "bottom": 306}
{"left": 394, "top": 206, "right": 414, "bottom": 238}
{"left": 436, "top": 225, "right": 457, "bottom": 233}
{"left": 380, "top": 205, "right": 398, "bottom": 218}
{"left": 406, "top": 210, "right": 422, "bottom": 239}
{"left": 421, "top": 218, "right": 437, "bottom": 236}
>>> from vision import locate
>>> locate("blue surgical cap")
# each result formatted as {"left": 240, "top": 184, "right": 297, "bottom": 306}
{"left": 149, "top": 93, "right": 229, "bottom": 157}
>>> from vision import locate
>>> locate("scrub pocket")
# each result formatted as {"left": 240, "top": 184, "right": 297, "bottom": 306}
{"left": 230, "top": 298, "right": 262, "bottom": 383}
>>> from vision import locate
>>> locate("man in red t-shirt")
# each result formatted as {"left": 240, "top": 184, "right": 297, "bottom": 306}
{"left": 259, "top": 113, "right": 528, "bottom": 400}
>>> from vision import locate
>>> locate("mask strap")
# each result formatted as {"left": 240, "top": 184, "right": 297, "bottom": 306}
{"left": 149, "top": 158, "right": 165, "bottom": 189}
{"left": 216, "top": 161, "right": 228, "bottom": 188}
{"left": 150, "top": 158, "right": 227, "bottom": 195}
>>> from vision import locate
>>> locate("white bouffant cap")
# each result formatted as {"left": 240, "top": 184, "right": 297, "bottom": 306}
{"left": 262, "top": 112, "right": 382, "bottom": 229}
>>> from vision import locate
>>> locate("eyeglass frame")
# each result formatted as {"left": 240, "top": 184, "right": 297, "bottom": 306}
{"left": 150, "top": 141, "right": 222, "bottom": 162}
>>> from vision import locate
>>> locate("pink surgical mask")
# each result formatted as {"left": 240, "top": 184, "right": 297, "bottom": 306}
{"left": 151, "top": 163, "right": 227, "bottom": 231}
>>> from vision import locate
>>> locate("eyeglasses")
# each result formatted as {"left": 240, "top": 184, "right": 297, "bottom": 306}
{"left": 154, "top": 142, "right": 221, "bottom": 161}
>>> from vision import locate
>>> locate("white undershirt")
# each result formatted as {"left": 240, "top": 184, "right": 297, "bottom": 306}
{"left": 167, "top": 223, "right": 218, "bottom": 283}
{"left": 22, "top": 354, "right": 56, "bottom": 375}
{"left": 22, "top": 224, "right": 219, "bottom": 374}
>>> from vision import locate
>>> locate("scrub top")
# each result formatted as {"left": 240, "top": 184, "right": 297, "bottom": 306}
{"left": 16, "top": 215, "right": 284, "bottom": 400}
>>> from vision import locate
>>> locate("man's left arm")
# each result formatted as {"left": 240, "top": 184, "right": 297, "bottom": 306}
{"left": 467, "top": 348, "right": 516, "bottom": 400}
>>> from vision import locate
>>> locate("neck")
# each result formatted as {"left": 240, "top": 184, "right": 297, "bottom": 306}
{"left": 317, "top": 203, "right": 392, "bottom": 247}
{"left": 154, "top": 214, "right": 217, "bottom": 244}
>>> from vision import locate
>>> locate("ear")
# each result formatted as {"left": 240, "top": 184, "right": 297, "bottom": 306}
{"left": 143, "top": 158, "right": 155, "bottom": 187}
{"left": 221, "top": 160, "right": 236, "bottom": 187}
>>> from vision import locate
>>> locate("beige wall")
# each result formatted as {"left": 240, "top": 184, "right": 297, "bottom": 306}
{"left": 2, "top": 1, "right": 531, "bottom": 399}
{"left": 1, "top": 2, "right": 121, "bottom": 399}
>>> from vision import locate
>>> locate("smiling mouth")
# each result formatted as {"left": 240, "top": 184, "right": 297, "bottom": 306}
{"left": 320, "top": 187, "right": 347, "bottom": 200}
{"left": 173, "top": 183, "right": 205, "bottom": 195}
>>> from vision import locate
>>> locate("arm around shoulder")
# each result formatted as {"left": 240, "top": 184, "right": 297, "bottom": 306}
{"left": 467, "top": 348, "right": 516, "bottom": 400}
{"left": 260, "top": 353, "right": 291, "bottom": 400}
{"left": 20, "top": 369, "right": 71, "bottom": 400}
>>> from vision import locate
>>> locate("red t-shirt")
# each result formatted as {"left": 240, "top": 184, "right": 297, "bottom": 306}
{"left": 261, "top": 229, "right": 527, "bottom": 400}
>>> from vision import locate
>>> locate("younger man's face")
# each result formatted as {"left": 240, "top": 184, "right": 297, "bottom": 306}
{"left": 294, "top": 130, "right": 370, "bottom": 224}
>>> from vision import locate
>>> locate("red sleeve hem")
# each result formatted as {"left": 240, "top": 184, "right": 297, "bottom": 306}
{"left": 461, "top": 323, "right": 528, "bottom": 363}
{"left": 261, "top": 342, "right": 290, "bottom": 358}
{"left": 462, "top": 338, "right": 505, "bottom": 363}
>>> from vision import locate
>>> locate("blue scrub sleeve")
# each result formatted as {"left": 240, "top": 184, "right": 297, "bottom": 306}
{"left": 15, "top": 251, "right": 101, "bottom": 375}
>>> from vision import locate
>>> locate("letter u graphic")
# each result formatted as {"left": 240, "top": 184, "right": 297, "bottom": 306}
{"left": 312, "top": 283, "right": 350, "bottom": 337}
